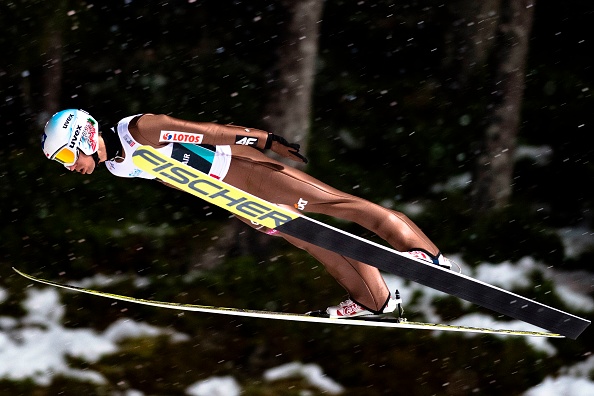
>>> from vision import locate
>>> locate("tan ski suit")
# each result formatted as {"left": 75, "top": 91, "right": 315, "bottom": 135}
{"left": 124, "top": 114, "right": 440, "bottom": 313}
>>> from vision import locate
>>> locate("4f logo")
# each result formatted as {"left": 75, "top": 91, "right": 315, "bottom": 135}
{"left": 294, "top": 198, "right": 308, "bottom": 211}
{"left": 235, "top": 136, "right": 258, "bottom": 146}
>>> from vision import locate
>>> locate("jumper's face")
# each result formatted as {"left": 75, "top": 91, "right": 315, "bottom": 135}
{"left": 67, "top": 151, "right": 97, "bottom": 175}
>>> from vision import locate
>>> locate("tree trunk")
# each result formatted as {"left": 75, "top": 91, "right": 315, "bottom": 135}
{"left": 471, "top": 0, "right": 535, "bottom": 212}
{"left": 196, "top": 1, "right": 324, "bottom": 267}
{"left": 262, "top": 0, "right": 324, "bottom": 167}
{"left": 38, "top": 2, "right": 66, "bottom": 127}
{"left": 443, "top": 0, "right": 502, "bottom": 87}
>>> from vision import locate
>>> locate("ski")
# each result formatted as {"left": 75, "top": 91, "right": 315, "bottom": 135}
{"left": 132, "top": 146, "right": 589, "bottom": 339}
{"left": 13, "top": 268, "right": 562, "bottom": 338}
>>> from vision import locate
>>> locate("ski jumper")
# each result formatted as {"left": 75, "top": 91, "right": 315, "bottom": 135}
{"left": 106, "top": 114, "right": 440, "bottom": 313}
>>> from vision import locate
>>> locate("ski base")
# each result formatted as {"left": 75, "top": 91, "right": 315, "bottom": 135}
{"left": 13, "top": 268, "right": 562, "bottom": 338}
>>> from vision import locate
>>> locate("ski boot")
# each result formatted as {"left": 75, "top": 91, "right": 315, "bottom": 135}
{"left": 406, "top": 249, "right": 460, "bottom": 272}
{"left": 308, "top": 290, "right": 404, "bottom": 319}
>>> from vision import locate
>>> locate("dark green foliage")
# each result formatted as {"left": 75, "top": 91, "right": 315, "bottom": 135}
{"left": 457, "top": 205, "right": 564, "bottom": 265}
{"left": 0, "top": 378, "right": 39, "bottom": 395}
{"left": 1, "top": 0, "right": 594, "bottom": 394}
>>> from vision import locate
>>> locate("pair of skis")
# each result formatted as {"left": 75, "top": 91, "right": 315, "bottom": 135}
{"left": 16, "top": 146, "right": 590, "bottom": 339}
{"left": 12, "top": 268, "right": 562, "bottom": 338}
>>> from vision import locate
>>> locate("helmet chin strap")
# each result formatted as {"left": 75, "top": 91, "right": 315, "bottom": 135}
{"left": 92, "top": 152, "right": 100, "bottom": 167}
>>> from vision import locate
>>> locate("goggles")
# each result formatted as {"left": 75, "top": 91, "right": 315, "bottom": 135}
{"left": 51, "top": 145, "right": 79, "bottom": 167}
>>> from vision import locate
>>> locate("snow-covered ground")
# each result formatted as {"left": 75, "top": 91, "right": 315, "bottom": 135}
{"left": 388, "top": 252, "right": 594, "bottom": 396}
{"left": 2, "top": 209, "right": 593, "bottom": 395}
{"left": 0, "top": 287, "right": 188, "bottom": 387}
{"left": 186, "top": 362, "right": 344, "bottom": 396}
{"left": 0, "top": 283, "right": 345, "bottom": 395}
{"left": 2, "top": 251, "right": 592, "bottom": 395}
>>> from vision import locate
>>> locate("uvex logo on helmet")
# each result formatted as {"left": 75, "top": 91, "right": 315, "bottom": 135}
{"left": 69, "top": 125, "right": 82, "bottom": 149}
{"left": 62, "top": 114, "right": 74, "bottom": 129}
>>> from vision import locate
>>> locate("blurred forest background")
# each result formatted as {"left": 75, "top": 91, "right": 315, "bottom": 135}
{"left": 1, "top": 0, "right": 593, "bottom": 395}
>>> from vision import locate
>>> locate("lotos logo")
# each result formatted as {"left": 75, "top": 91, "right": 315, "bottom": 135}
{"left": 69, "top": 125, "right": 82, "bottom": 149}
{"left": 159, "top": 131, "right": 204, "bottom": 144}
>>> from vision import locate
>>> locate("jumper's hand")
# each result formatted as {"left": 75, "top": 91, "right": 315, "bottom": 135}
{"left": 265, "top": 133, "right": 308, "bottom": 163}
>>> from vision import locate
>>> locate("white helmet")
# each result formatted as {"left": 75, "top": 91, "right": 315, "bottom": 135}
{"left": 42, "top": 109, "right": 99, "bottom": 167}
